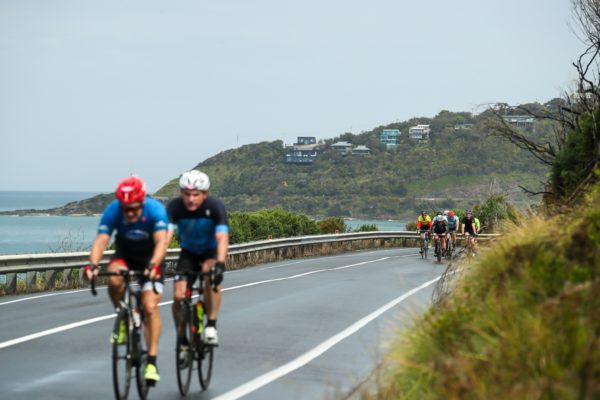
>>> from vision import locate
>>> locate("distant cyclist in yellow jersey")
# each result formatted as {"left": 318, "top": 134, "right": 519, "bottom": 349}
{"left": 416, "top": 210, "right": 432, "bottom": 254}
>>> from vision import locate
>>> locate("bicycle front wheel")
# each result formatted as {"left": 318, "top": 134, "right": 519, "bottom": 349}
{"left": 176, "top": 304, "right": 194, "bottom": 396}
{"left": 198, "top": 342, "right": 214, "bottom": 390}
{"left": 112, "top": 311, "right": 132, "bottom": 400}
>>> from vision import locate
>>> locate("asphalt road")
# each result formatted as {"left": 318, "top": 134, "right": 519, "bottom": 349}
{"left": 0, "top": 247, "right": 446, "bottom": 400}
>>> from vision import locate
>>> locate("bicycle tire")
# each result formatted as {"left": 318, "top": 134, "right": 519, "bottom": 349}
{"left": 198, "top": 342, "right": 214, "bottom": 390}
{"left": 135, "top": 349, "right": 149, "bottom": 400}
{"left": 112, "top": 311, "right": 131, "bottom": 400}
{"left": 424, "top": 237, "right": 429, "bottom": 259}
{"left": 176, "top": 302, "right": 194, "bottom": 396}
{"left": 436, "top": 241, "right": 442, "bottom": 262}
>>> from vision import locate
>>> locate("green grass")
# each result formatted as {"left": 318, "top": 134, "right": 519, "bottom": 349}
{"left": 370, "top": 182, "right": 600, "bottom": 399}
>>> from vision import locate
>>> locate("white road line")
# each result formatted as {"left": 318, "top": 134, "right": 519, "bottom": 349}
{"left": 0, "top": 257, "right": 389, "bottom": 349}
{"left": 213, "top": 275, "right": 441, "bottom": 400}
{"left": 0, "top": 278, "right": 176, "bottom": 306}
{"left": 0, "top": 314, "right": 115, "bottom": 350}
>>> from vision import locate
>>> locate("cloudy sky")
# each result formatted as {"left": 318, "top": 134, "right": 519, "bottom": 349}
{"left": 0, "top": 0, "right": 585, "bottom": 192}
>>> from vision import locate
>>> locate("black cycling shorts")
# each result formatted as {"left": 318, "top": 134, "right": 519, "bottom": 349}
{"left": 110, "top": 250, "right": 166, "bottom": 286}
{"left": 174, "top": 248, "right": 217, "bottom": 281}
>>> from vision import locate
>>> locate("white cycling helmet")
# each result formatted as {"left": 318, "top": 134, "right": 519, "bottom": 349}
{"left": 179, "top": 170, "right": 210, "bottom": 191}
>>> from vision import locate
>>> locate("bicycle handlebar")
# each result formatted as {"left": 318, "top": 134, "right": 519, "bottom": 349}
{"left": 90, "top": 269, "right": 159, "bottom": 296}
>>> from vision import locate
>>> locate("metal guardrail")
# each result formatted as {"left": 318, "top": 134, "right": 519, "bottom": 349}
{"left": 0, "top": 231, "right": 499, "bottom": 294}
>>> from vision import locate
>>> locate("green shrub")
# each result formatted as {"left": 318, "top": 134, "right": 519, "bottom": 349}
{"left": 318, "top": 217, "right": 347, "bottom": 234}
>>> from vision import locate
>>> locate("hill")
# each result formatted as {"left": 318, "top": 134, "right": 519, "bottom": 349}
{"left": 155, "top": 105, "right": 554, "bottom": 219}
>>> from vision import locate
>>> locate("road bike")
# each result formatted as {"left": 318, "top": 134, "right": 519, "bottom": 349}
{"left": 175, "top": 271, "right": 216, "bottom": 396}
{"left": 433, "top": 232, "right": 447, "bottom": 263}
{"left": 464, "top": 232, "right": 477, "bottom": 257}
{"left": 445, "top": 232, "right": 455, "bottom": 260}
{"left": 418, "top": 230, "right": 429, "bottom": 259}
{"left": 91, "top": 270, "right": 153, "bottom": 400}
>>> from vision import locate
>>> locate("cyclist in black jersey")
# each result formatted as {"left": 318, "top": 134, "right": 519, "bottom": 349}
{"left": 167, "top": 170, "right": 230, "bottom": 347}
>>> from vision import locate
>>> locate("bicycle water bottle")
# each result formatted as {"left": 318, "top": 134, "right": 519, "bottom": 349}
{"left": 196, "top": 301, "right": 204, "bottom": 335}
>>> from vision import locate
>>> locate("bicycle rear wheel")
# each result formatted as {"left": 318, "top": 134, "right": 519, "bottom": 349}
{"left": 112, "top": 311, "right": 131, "bottom": 400}
{"left": 176, "top": 303, "right": 194, "bottom": 396}
{"left": 198, "top": 342, "right": 214, "bottom": 390}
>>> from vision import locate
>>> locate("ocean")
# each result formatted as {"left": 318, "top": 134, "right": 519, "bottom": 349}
{"left": 0, "top": 191, "right": 100, "bottom": 255}
{"left": 0, "top": 191, "right": 408, "bottom": 256}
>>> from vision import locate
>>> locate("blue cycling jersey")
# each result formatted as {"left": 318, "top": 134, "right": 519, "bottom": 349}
{"left": 98, "top": 197, "right": 168, "bottom": 256}
{"left": 167, "top": 197, "right": 229, "bottom": 255}
{"left": 447, "top": 215, "right": 459, "bottom": 229}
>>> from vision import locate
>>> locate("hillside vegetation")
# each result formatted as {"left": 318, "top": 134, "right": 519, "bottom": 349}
{"left": 369, "top": 179, "right": 600, "bottom": 399}
{"left": 156, "top": 106, "right": 555, "bottom": 219}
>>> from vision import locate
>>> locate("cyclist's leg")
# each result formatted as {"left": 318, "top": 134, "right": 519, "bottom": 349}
{"left": 106, "top": 258, "right": 127, "bottom": 309}
{"left": 141, "top": 267, "right": 164, "bottom": 361}
{"left": 172, "top": 250, "right": 197, "bottom": 338}
{"left": 202, "top": 259, "right": 221, "bottom": 321}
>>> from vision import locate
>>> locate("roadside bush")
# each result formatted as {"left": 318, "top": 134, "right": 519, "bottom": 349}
{"left": 318, "top": 217, "right": 347, "bottom": 234}
{"left": 353, "top": 224, "right": 379, "bottom": 232}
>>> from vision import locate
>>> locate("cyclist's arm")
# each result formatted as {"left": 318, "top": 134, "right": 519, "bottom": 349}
{"left": 150, "top": 229, "right": 168, "bottom": 266}
{"left": 216, "top": 231, "right": 229, "bottom": 263}
{"left": 90, "top": 233, "right": 111, "bottom": 265}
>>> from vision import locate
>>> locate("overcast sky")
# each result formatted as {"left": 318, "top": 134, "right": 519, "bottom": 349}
{"left": 0, "top": 0, "right": 586, "bottom": 192}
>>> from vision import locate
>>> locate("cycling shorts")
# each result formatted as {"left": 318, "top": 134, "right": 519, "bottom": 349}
{"left": 174, "top": 248, "right": 217, "bottom": 282}
{"left": 109, "top": 251, "right": 165, "bottom": 292}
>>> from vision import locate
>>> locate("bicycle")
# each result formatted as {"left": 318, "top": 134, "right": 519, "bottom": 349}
{"left": 433, "top": 232, "right": 447, "bottom": 263}
{"left": 464, "top": 232, "right": 477, "bottom": 257}
{"left": 175, "top": 271, "right": 217, "bottom": 396}
{"left": 418, "top": 230, "right": 429, "bottom": 259}
{"left": 445, "top": 233, "right": 454, "bottom": 260}
{"left": 91, "top": 269, "right": 154, "bottom": 400}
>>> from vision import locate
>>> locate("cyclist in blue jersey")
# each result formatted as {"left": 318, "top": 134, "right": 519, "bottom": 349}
{"left": 84, "top": 175, "right": 168, "bottom": 384}
{"left": 445, "top": 210, "right": 460, "bottom": 249}
{"left": 167, "top": 170, "right": 230, "bottom": 347}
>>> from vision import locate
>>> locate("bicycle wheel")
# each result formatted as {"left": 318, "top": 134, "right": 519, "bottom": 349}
{"left": 198, "top": 341, "right": 214, "bottom": 390}
{"left": 176, "top": 303, "right": 194, "bottom": 396}
{"left": 420, "top": 237, "right": 425, "bottom": 259}
{"left": 112, "top": 311, "right": 131, "bottom": 400}
{"left": 135, "top": 347, "right": 149, "bottom": 400}
{"left": 424, "top": 237, "right": 429, "bottom": 259}
{"left": 436, "top": 241, "right": 442, "bottom": 262}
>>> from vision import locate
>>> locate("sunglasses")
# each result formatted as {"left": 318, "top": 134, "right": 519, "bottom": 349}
{"left": 121, "top": 204, "right": 142, "bottom": 213}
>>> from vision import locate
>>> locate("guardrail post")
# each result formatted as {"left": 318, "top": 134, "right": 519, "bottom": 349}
{"left": 5, "top": 273, "right": 17, "bottom": 294}
{"left": 45, "top": 269, "right": 57, "bottom": 290}
{"left": 26, "top": 271, "right": 37, "bottom": 292}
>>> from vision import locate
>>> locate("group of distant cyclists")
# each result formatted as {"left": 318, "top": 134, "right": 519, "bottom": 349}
{"left": 84, "top": 170, "right": 228, "bottom": 385}
{"left": 416, "top": 208, "right": 481, "bottom": 258}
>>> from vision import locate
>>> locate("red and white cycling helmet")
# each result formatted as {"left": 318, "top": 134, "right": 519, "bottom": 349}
{"left": 115, "top": 175, "right": 147, "bottom": 203}
{"left": 179, "top": 170, "right": 210, "bottom": 191}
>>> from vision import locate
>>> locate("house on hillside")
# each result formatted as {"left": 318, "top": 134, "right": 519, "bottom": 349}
{"left": 502, "top": 115, "right": 535, "bottom": 132}
{"left": 352, "top": 145, "right": 370, "bottom": 156}
{"left": 331, "top": 141, "right": 354, "bottom": 155}
{"left": 454, "top": 123, "right": 473, "bottom": 131}
{"left": 408, "top": 124, "right": 430, "bottom": 140}
{"left": 284, "top": 136, "right": 319, "bottom": 164}
{"left": 380, "top": 129, "right": 401, "bottom": 148}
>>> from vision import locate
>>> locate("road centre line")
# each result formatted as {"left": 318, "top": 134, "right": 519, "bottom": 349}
{"left": 0, "top": 257, "right": 389, "bottom": 349}
{"left": 213, "top": 274, "right": 442, "bottom": 400}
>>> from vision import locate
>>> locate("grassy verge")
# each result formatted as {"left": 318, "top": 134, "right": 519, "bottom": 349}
{"left": 367, "top": 183, "right": 600, "bottom": 399}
